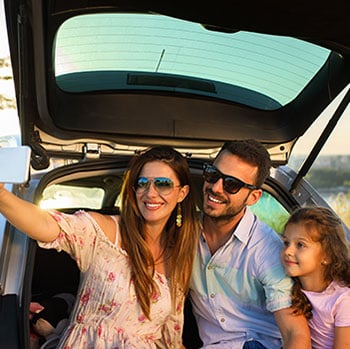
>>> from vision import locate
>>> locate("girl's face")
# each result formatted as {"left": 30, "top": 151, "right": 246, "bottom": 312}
{"left": 281, "top": 222, "right": 328, "bottom": 290}
{"left": 135, "top": 160, "right": 189, "bottom": 229}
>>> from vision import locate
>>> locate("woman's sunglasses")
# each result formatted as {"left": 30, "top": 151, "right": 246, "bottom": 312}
{"left": 203, "top": 163, "right": 258, "bottom": 194}
{"left": 134, "top": 177, "right": 180, "bottom": 195}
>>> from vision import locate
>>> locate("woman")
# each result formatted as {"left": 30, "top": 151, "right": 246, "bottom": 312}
{"left": 0, "top": 145, "right": 200, "bottom": 348}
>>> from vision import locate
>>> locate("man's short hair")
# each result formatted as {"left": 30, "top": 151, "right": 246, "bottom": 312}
{"left": 218, "top": 139, "right": 272, "bottom": 187}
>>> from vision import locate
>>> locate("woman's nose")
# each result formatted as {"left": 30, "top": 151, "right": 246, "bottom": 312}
{"left": 146, "top": 182, "right": 159, "bottom": 195}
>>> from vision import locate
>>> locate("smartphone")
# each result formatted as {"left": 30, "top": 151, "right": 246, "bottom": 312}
{"left": 0, "top": 146, "right": 31, "bottom": 184}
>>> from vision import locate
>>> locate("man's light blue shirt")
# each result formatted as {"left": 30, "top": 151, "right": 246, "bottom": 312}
{"left": 190, "top": 208, "right": 293, "bottom": 349}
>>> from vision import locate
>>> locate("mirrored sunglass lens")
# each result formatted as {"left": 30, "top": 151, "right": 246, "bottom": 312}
{"left": 153, "top": 178, "right": 173, "bottom": 189}
{"left": 224, "top": 177, "right": 243, "bottom": 193}
{"left": 136, "top": 177, "right": 149, "bottom": 189}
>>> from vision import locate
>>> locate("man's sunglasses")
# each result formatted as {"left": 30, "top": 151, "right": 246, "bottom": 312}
{"left": 134, "top": 177, "right": 180, "bottom": 195}
{"left": 203, "top": 163, "right": 258, "bottom": 194}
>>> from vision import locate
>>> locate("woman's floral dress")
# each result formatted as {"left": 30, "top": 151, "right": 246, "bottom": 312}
{"left": 38, "top": 210, "right": 184, "bottom": 349}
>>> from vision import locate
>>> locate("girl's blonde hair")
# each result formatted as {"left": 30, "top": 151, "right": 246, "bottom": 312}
{"left": 284, "top": 206, "right": 350, "bottom": 318}
{"left": 119, "top": 146, "right": 200, "bottom": 319}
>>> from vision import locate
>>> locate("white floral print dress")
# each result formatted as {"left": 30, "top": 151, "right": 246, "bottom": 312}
{"left": 38, "top": 210, "right": 184, "bottom": 349}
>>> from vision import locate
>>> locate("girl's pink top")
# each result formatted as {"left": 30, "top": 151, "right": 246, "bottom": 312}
{"left": 303, "top": 281, "right": 350, "bottom": 349}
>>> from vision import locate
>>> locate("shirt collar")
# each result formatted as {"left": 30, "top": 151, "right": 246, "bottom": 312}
{"left": 231, "top": 207, "right": 255, "bottom": 245}
{"left": 199, "top": 207, "right": 256, "bottom": 247}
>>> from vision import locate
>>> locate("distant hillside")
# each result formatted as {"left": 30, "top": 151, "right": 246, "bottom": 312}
{"left": 289, "top": 154, "right": 350, "bottom": 190}
{"left": 290, "top": 154, "right": 350, "bottom": 170}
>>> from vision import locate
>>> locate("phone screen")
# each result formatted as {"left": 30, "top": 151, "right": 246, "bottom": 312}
{"left": 0, "top": 146, "right": 31, "bottom": 183}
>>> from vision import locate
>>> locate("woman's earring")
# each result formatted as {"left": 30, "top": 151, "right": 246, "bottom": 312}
{"left": 176, "top": 203, "right": 182, "bottom": 227}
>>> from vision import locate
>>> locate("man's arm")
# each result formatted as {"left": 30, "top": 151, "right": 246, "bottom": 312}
{"left": 274, "top": 307, "right": 311, "bottom": 349}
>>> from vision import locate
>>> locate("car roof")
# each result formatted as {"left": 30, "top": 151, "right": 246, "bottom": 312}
{"left": 4, "top": 0, "right": 350, "bottom": 169}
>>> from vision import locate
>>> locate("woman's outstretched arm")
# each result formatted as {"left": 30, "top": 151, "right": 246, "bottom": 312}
{"left": 0, "top": 184, "right": 60, "bottom": 242}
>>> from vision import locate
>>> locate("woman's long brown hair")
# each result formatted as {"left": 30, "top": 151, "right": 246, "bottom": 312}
{"left": 119, "top": 146, "right": 200, "bottom": 319}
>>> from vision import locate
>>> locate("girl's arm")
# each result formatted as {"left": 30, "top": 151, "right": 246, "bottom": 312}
{"left": 0, "top": 184, "right": 60, "bottom": 242}
{"left": 334, "top": 326, "right": 350, "bottom": 349}
{"left": 274, "top": 307, "right": 311, "bottom": 349}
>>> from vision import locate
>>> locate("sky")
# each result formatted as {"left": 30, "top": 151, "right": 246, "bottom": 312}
{"left": 0, "top": 1, "right": 349, "bottom": 154}
{"left": 0, "top": 1, "right": 9, "bottom": 58}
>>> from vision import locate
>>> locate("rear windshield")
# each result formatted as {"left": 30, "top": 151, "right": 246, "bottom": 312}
{"left": 54, "top": 13, "right": 330, "bottom": 110}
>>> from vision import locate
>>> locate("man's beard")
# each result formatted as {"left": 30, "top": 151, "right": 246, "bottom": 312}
{"left": 203, "top": 189, "right": 248, "bottom": 224}
{"left": 204, "top": 205, "right": 245, "bottom": 224}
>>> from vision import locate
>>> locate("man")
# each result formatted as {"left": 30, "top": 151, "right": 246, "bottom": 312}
{"left": 189, "top": 139, "right": 311, "bottom": 349}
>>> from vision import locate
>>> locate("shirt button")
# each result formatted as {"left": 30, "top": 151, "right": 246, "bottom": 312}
{"left": 207, "top": 265, "right": 213, "bottom": 270}
{"left": 210, "top": 293, "right": 215, "bottom": 298}
{"left": 220, "top": 318, "right": 225, "bottom": 323}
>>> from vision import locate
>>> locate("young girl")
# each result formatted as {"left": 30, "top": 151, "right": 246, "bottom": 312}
{"left": 281, "top": 206, "right": 350, "bottom": 349}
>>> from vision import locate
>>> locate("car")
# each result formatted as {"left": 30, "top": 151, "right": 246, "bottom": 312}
{"left": 1, "top": 1, "right": 349, "bottom": 348}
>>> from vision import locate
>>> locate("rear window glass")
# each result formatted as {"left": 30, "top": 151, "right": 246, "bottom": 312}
{"left": 54, "top": 13, "right": 330, "bottom": 110}
{"left": 40, "top": 184, "right": 104, "bottom": 210}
